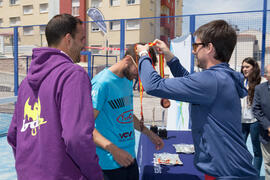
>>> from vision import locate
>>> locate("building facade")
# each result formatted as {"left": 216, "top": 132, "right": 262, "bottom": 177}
{"left": 58, "top": 0, "right": 183, "bottom": 61}
{"left": 0, "top": 0, "right": 49, "bottom": 56}
{"left": 0, "top": 0, "right": 183, "bottom": 62}
{"left": 229, "top": 30, "right": 270, "bottom": 71}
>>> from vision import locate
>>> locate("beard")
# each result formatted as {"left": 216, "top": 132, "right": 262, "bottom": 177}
{"left": 70, "top": 47, "right": 81, "bottom": 63}
{"left": 123, "top": 64, "right": 136, "bottom": 80}
{"left": 196, "top": 57, "right": 207, "bottom": 69}
{"left": 74, "top": 54, "right": 81, "bottom": 63}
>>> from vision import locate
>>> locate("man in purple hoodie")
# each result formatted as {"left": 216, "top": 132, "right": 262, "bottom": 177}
{"left": 7, "top": 14, "right": 103, "bottom": 180}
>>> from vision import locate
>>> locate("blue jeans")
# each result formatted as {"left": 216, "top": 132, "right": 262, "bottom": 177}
{"left": 242, "top": 121, "right": 263, "bottom": 175}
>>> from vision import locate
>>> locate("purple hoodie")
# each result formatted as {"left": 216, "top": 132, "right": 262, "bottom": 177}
{"left": 7, "top": 47, "right": 102, "bottom": 180}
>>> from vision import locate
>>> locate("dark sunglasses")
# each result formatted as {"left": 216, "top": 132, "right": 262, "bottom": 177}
{"left": 192, "top": 42, "right": 205, "bottom": 51}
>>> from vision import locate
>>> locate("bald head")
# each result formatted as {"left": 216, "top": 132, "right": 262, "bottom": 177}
{"left": 265, "top": 64, "right": 270, "bottom": 82}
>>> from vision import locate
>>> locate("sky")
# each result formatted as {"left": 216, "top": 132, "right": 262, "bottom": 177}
{"left": 183, "top": 0, "right": 269, "bottom": 15}
{"left": 181, "top": 0, "right": 270, "bottom": 33}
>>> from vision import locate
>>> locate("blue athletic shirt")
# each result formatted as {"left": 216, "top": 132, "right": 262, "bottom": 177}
{"left": 91, "top": 68, "right": 135, "bottom": 170}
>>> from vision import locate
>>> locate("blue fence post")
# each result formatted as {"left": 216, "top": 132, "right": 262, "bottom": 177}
{"left": 261, "top": 0, "right": 268, "bottom": 76}
{"left": 120, "top": 19, "right": 125, "bottom": 59}
{"left": 92, "top": 56, "right": 95, "bottom": 78}
{"left": 80, "top": 51, "right": 92, "bottom": 79}
{"left": 26, "top": 56, "right": 29, "bottom": 74}
{"left": 189, "top": 15, "right": 195, "bottom": 74}
{"left": 13, "top": 26, "right": 18, "bottom": 96}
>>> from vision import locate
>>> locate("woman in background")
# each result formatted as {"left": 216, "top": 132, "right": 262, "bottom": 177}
{"left": 241, "top": 57, "right": 262, "bottom": 175}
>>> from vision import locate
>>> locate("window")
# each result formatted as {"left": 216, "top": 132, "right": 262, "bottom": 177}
{"left": 23, "top": 26, "right": 34, "bottom": 35}
{"left": 40, "top": 3, "right": 48, "bottom": 13}
{"left": 253, "top": 50, "right": 261, "bottom": 61}
{"left": 9, "top": 17, "right": 20, "bottom": 26}
{"left": 176, "top": 0, "right": 180, "bottom": 7}
{"left": 91, "top": 45, "right": 102, "bottom": 54}
{"left": 40, "top": 26, "right": 46, "bottom": 34}
{"left": 126, "top": 20, "right": 140, "bottom": 30}
{"left": 127, "top": 0, "right": 140, "bottom": 5}
{"left": 23, "top": 5, "right": 33, "bottom": 15}
{"left": 91, "top": 23, "right": 100, "bottom": 32}
{"left": 150, "top": 0, "right": 154, "bottom": 11}
{"left": 72, "top": 0, "right": 80, "bottom": 16}
{"left": 110, "top": 21, "right": 120, "bottom": 31}
{"left": 110, "top": 0, "right": 120, "bottom": 6}
{"left": 0, "top": 0, "right": 3, "bottom": 6}
{"left": 91, "top": 0, "right": 102, "bottom": 8}
{"left": 10, "top": 0, "right": 19, "bottom": 5}
{"left": 0, "top": 19, "right": 3, "bottom": 26}
{"left": 161, "top": 6, "right": 170, "bottom": 15}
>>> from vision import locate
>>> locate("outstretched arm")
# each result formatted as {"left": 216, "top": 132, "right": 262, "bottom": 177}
{"left": 133, "top": 115, "right": 164, "bottom": 150}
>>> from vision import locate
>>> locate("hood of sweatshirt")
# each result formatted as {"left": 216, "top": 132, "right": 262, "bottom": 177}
{"left": 27, "top": 47, "right": 73, "bottom": 91}
{"left": 210, "top": 62, "right": 247, "bottom": 98}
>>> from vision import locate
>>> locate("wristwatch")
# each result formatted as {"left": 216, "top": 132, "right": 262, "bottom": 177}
{"left": 139, "top": 50, "right": 148, "bottom": 57}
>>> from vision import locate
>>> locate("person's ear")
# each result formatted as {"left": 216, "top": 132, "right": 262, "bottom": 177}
{"left": 64, "top": 33, "right": 72, "bottom": 48}
{"left": 207, "top": 43, "right": 215, "bottom": 55}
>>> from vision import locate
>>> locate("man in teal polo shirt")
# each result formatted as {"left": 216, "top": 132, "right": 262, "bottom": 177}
{"left": 91, "top": 44, "right": 164, "bottom": 180}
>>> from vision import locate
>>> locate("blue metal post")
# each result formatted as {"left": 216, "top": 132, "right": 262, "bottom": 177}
{"left": 26, "top": 56, "right": 29, "bottom": 74}
{"left": 261, "top": 0, "right": 268, "bottom": 76}
{"left": 80, "top": 51, "right": 92, "bottom": 79}
{"left": 92, "top": 56, "right": 95, "bottom": 78}
{"left": 120, "top": 19, "right": 125, "bottom": 59}
{"left": 189, "top": 15, "right": 195, "bottom": 73}
{"left": 13, "top": 27, "right": 18, "bottom": 96}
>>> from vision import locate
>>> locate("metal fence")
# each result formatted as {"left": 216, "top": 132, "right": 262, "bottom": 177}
{"left": 0, "top": 9, "right": 269, "bottom": 111}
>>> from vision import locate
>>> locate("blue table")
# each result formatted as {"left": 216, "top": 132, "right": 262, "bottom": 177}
{"left": 137, "top": 130, "right": 204, "bottom": 180}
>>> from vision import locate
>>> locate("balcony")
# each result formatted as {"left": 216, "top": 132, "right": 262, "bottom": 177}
{"left": 161, "top": 0, "right": 171, "bottom": 8}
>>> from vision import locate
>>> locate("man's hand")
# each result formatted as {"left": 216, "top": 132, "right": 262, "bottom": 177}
{"left": 147, "top": 130, "right": 164, "bottom": 150}
{"left": 153, "top": 39, "right": 174, "bottom": 62}
{"left": 107, "top": 144, "right": 134, "bottom": 167}
{"left": 153, "top": 39, "right": 169, "bottom": 54}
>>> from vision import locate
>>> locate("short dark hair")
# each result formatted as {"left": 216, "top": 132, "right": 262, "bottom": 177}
{"left": 45, "top": 14, "right": 82, "bottom": 46}
{"left": 124, "top": 44, "right": 157, "bottom": 65}
{"left": 194, "top": 20, "right": 236, "bottom": 63}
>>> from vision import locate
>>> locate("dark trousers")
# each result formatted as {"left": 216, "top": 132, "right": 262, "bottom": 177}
{"left": 103, "top": 160, "right": 139, "bottom": 180}
{"left": 242, "top": 121, "right": 263, "bottom": 175}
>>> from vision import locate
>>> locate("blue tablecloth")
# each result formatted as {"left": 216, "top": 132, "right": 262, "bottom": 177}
{"left": 137, "top": 130, "right": 204, "bottom": 180}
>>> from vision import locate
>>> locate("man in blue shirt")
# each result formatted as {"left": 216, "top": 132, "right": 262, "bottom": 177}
{"left": 136, "top": 20, "right": 258, "bottom": 179}
{"left": 91, "top": 44, "right": 164, "bottom": 180}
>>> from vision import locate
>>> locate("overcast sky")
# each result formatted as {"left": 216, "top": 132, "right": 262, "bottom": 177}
{"left": 183, "top": 0, "right": 268, "bottom": 15}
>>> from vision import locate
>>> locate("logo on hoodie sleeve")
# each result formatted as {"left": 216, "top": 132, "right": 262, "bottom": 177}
{"left": 21, "top": 97, "right": 47, "bottom": 136}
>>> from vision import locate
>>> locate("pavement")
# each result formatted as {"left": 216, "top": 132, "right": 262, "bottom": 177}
{"left": 133, "top": 90, "right": 168, "bottom": 127}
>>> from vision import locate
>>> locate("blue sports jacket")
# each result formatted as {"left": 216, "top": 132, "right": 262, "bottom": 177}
{"left": 138, "top": 56, "right": 258, "bottom": 179}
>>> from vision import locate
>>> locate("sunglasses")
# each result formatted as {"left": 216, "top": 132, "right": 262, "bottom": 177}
{"left": 192, "top": 42, "right": 205, "bottom": 51}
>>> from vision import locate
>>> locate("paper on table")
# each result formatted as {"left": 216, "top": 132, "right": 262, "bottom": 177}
{"left": 173, "top": 144, "right": 195, "bottom": 154}
{"left": 153, "top": 153, "right": 183, "bottom": 165}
